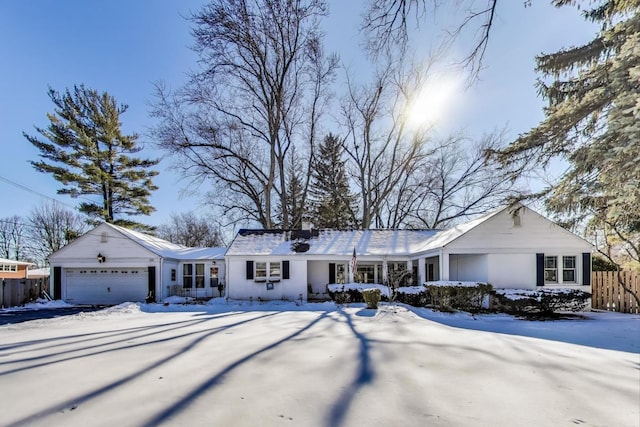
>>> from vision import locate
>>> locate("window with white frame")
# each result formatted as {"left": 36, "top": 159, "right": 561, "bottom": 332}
{"left": 0, "top": 264, "right": 18, "bottom": 272}
{"left": 183, "top": 264, "right": 193, "bottom": 288}
{"left": 254, "top": 261, "right": 282, "bottom": 282}
{"left": 544, "top": 256, "right": 558, "bottom": 283}
{"left": 562, "top": 256, "right": 576, "bottom": 283}
{"left": 269, "top": 262, "right": 281, "bottom": 279}
{"left": 195, "top": 263, "right": 205, "bottom": 288}
{"left": 255, "top": 262, "right": 267, "bottom": 281}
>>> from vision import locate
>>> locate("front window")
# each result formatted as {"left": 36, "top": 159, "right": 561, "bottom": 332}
{"left": 563, "top": 256, "right": 576, "bottom": 283}
{"left": 544, "top": 256, "right": 557, "bottom": 283}
{"left": 357, "top": 265, "right": 375, "bottom": 284}
{"left": 255, "top": 262, "right": 267, "bottom": 281}
{"left": 0, "top": 264, "right": 17, "bottom": 272}
{"left": 183, "top": 264, "right": 193, "bottom": 288}
{"left": 336, "top": 264, "right": 346, "bottom": 284}
{"left": 269, "top": 262, "right": 281, "bottom": 278}
{"left": 195, "top": 263, "right": 205, "bottom": 288}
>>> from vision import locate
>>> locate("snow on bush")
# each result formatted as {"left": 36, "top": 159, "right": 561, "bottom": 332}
{"left": 493, "top": 288, "right": 591, "bottom": 316}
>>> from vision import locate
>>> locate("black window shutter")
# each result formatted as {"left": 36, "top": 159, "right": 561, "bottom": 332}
{"left": 246, "top": 261, "right": 254, "bottom": 280}
{"left": 283, "top": 261, "right": 290, "bottom": 280}
{"left": 329, "top": 263, "right": 336, "bottom": 284}
{"left": 53, "top": 266, "right": 62, "bottom": 299}
{"left": 536, "top": 253, "right": 544, "bottom": 286}
{"left": 582, "top": 253, "right": 591, "bottom": 286}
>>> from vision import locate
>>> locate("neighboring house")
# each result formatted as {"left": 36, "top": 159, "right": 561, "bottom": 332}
{"left": 27, "top": 267, "right": 50, "bottom": 280}
{"left": 225, "top": 204, "right": 593, "bottom": 301}
{"left": 48, "top": 223, "right": 226, "bottom": 305}
{"left": 0, "top": 258, "right": 35, "bottom": 279}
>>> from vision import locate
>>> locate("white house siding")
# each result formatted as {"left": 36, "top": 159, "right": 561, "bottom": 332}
{"left": 161, "top": 259, "right": 180, "bottom": 300}
{"left": 226, "top": 257, "right": 306, "bottom": 301}
{"left": 444, "top": 207, "right": 591, "bottom": 253}
{"left": 49, "top": 224, "right": 162, "bottom": 303}
{"left": 308, "top": 260, "right": 329, "bottom": 293}
{"left": 486, "top": 253, "right": 536, "bottom": 289}
{"left": 449, "top": 254, "right": 488, "bottom": 282}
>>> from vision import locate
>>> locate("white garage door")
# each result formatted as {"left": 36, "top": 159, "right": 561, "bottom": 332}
{"left": 66, "top": 268, "right": 149, "bottom": 305}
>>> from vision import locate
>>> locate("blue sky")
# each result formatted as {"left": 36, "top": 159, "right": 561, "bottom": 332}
{"left": 0, "top": 1, "right": 598, "bottom": 228}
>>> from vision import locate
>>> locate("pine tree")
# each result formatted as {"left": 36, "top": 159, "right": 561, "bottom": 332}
{"left": 308, "top": 134, "right": 358, "bottom": 228}
{"left": 24, "top": 85, "right": 159, "bottom": 230}
{"left": 281, "top": 147, "right": 307, "bottom": 229}
{"left": 495, "top": 1, "right": 639, "bottom": 301}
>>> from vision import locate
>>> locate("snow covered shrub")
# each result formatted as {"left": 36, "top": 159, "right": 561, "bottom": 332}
{"left": 492, "top": 288, "right": 591, "bottom": 317}
{"left": 362, "top": 288, "right": 381, "bottom": 309}
{"left": 425, "top": 282, "right": 493, "bottom": 312}
{"left": 326, "top": 284, "right": 390, "bottom": 305}
{"left": 395, "top": 286, "right": 429, "bottom": 307}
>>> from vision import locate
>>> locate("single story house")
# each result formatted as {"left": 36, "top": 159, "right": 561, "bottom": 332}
{"left": 224, "top": 204, "right": 593, "bottom": 301}
{"left": 0, "top": 257, "right": 36, "bottom": 279}
{"left": 48, "top": 222, "right": 226, "bottom": 305}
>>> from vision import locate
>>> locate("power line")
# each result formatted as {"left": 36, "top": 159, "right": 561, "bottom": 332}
{"left": 0, "top": 174, "right": 93, "bottom": 214}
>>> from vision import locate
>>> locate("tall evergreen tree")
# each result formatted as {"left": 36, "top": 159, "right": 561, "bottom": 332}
{"left": 495, "top": 1, "right": 640, "bottom": 299}
{"left": 24, "top": 85, "right": 159, "bottom": 229}
{"left": 308, "top": 134, "right": 357, "bottom": 228}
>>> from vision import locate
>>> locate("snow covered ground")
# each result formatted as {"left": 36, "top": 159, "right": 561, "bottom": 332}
{"left": 1, "top": 300, "right": 638, "bottom": 427}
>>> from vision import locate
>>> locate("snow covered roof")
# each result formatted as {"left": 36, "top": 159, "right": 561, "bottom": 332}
{"left": 0, "top": 257, "right": 35, "bottom": 266}
{"left": 105, "top": 223, "right": 226, "bottom": 260}
{"left": 226, "top": 229, "right": 439, "bottom": 257}
{"left": 226, "top": 206, "right": 511, "bottom": 257}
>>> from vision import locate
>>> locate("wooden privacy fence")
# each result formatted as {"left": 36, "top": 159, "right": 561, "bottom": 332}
{"left": 0, "top": 278, "right": 50, "bottom": 309}
{"left": 591, "top": 271, "right": 639, "bottom": 314}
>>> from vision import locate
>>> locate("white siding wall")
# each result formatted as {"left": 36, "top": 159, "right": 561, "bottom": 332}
{"left": 449, "top": 254, "right": 488, "bottom": 282}
{"left": 226, "top": 257, "right": 307, "bottom": 301}
{"left": 446, "top": 207, "right": 592, "bottom": 253}
{"left": 308, "top": 261, "right": 329, "bottom": 293}
{"left": 487, "top": 253, "right": 536, "bottom": 289}
{"left": 161, "top": 260, "right": 179, "bottom": 299}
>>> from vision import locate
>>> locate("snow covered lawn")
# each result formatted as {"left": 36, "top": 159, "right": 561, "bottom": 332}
{"left": 1, "top": 301, "right": 638, "bottom": 427}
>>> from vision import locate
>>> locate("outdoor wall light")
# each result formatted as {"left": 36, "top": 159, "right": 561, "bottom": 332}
{"left": 97, "top": 253, "right": 106, "bottom": 263}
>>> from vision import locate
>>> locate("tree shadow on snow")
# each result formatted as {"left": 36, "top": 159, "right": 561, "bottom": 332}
{"left": 3, "top": 310, "right": 281, "bottom": 427}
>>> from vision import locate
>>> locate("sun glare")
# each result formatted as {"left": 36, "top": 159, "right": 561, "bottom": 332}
{"left": 406, "top": 72, "right": 463, "bottom": 129}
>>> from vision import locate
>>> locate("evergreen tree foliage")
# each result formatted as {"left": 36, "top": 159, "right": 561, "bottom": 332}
{"left": 308, "top": 134, "right": 357, "bottom": 228}
{"left": 24, "top": 85, "right": 159, "bottom": 230}
{"left": 496, "top": 1, "right": 640, "bottom": 267}
{"left": 279, "top": 147, "right": 307, "bottom": 229}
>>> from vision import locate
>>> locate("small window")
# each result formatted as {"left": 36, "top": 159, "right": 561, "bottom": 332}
{"left": 101, "top": 232, "right": 108, "bottom": 243}
{"left": 544, "top": 256, "right": 558, "bottom": 283}
{"left": 563, "top": 256, "right": 576, "bottom": 283}
{"left": 183, "top": 264, "right": 193, "bottom": 288}
{"left": 269, "top": 262, "right": 281, "bottom": 278}
{"left": 171, "top": 269, "right": 176, "bottom": 281}
{"left": 195, "top": 263, "right": 205, "bottom": 288}
{"left": 255, "top": 262, "right": 267, "bottom": 281}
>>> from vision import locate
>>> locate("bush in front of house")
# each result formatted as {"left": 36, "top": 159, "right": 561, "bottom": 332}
{"left": 424, "top": 282, "right": 494, "bottom": 312}
{"left": 395, "top": 286, "right": 429, "bottom": 307}
{"left": 362, "top": 288, "right": 382, "bottom": 309}
{"left": 492, "top": 288, "right": 591, "bottom": 317}
{"left": 326, "top": 283, "right": 390, "bottom": 305}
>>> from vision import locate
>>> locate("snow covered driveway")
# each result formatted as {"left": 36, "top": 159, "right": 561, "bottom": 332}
{"left": 1, "top": 302, "right": 638, "bottom": 427}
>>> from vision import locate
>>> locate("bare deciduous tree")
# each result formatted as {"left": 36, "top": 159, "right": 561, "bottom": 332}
{"left": 0, "top": 215, "right": 27, "bottom": 260}
{"left": 151, "top": 0, "right": 336, "bottom": 229}
{"left": 340, "top": 62, "right": 430, "bottom": 228}
{"left": 401, "top": 132, "right": 519, "bottom": 229}
{"left": 361, "top": 0, "right": 499, "bottom": 78}
{"left": 27, "top": 202, "right": 88, "bottom": 264}
{"left": 156, "top": 212, "right": 225, "bottom": 248}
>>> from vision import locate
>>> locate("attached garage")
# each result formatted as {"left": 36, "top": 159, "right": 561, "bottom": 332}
{"left": 65, "top": 268, "right": 150, "bottom": 305}
{"left": 49, "top": 222, "right": 226, "bottom": 305}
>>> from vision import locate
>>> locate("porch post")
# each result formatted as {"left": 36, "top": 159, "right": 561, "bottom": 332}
{"left": 417, "top": 258, "right": 425, "bottom": 285}
{"left": 440, "top": 250, "right": 450, "bottom": 281}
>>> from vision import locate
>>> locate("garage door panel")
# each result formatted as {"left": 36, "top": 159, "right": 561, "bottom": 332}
{"left": 66, "top": 268, "right": 148, "bottom": 305}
